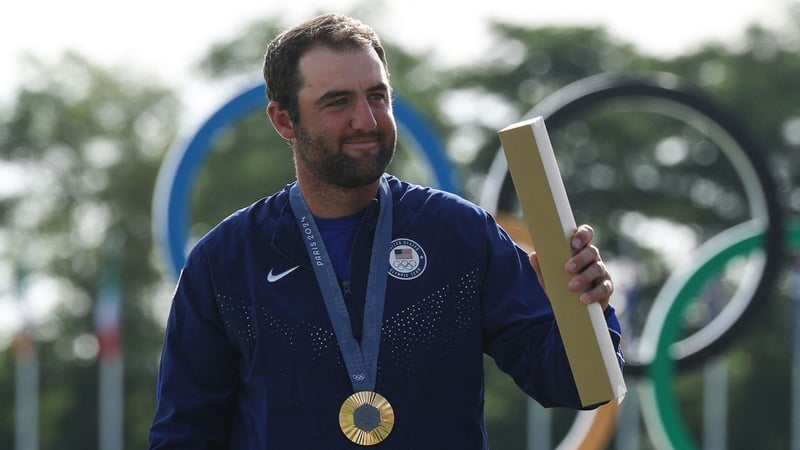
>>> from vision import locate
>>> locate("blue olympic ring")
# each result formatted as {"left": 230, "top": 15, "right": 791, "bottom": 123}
{"left": 152, "top": 83, "right": 461, "bottom": 278}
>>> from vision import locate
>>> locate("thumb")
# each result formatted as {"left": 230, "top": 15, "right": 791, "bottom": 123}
{"left": 528, "top": 252, "right": 546, "bottom": 291}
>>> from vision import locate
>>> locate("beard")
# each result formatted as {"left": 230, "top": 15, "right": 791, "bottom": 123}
{"left": 294, "top": 123, "right": 396, "bottom": 188}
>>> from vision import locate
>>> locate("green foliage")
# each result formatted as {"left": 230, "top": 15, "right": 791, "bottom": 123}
{"left": 0, "top": 52, "right": 180, "bottom": 449}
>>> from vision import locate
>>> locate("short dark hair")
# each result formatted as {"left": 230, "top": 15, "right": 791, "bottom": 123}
{"left": 263, "top": 13, "right": 390, "bottom": 122}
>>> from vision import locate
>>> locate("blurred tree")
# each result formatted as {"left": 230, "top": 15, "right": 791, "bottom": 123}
{"left": 0, "top": 52, "right": 180, "bottom": 448}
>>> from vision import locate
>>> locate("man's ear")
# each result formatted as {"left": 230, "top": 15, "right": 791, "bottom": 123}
{"left": 267, "top": 101, "right": 296, "bottom": 140}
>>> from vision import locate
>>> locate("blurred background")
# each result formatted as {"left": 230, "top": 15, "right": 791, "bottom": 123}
{"left": 2, "top": 0, "right": 800, "bottom": 448}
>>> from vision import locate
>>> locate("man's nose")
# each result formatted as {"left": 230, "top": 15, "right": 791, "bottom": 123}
{"left": 350, "top": 97, "right": 378, "bottom": 130}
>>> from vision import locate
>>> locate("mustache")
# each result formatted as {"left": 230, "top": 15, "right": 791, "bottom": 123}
{"left": 341, "top": 131, "right": 383, "bottom": 143}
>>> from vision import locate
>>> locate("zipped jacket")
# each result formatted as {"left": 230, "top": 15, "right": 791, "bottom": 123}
{"left": 149, "top": 175, "right": 624, "bottom": 449}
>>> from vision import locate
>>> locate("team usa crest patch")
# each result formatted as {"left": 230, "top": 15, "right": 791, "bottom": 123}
{"left": 388, "top": 239, "right": 426, "bottom": 280}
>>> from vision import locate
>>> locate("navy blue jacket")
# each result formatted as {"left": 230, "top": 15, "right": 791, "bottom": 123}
{"left": 149, "top": 175, "right": 623, "bottom": 449}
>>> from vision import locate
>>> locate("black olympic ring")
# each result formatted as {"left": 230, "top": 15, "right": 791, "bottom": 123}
{"left": 483, "top": 72, "right": 784, "bottom": 375}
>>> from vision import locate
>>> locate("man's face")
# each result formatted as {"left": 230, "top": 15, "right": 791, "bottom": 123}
{"left": 292, "top": 45, "right": 397, "bottom": 188}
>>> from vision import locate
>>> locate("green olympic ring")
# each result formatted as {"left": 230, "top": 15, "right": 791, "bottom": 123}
{"left": 641, "top": 219, "right": 800, "bottom": 449}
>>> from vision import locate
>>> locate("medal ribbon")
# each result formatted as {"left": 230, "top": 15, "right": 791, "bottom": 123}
{"left": 289, "top": 176, "right": 392, "bottom": 392}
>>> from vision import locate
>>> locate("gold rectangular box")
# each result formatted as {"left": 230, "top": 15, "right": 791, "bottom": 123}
{"left": 498, "top": 116, "right": 626, "bottom": 407}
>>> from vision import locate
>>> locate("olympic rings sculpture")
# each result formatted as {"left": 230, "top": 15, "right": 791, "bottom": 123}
{"left": 153, "top": 74, "right": 787, "bottom": 449}
{"left": 483, "top": 73, "right": 785, "bottom": 449}
{"left": 485, "top": 72, "right": 784, "bottom": 373}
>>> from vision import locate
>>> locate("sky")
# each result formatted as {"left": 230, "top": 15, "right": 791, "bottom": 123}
{"left": 0, "top": 0, "right": 795, "bottom": 336}
{"left": 1, "top": 0, "right": 795, "bottom": 119}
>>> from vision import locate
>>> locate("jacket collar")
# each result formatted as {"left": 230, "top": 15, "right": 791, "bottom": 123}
{"left": 269, "top": 180, "right": 387, "bottom": 271}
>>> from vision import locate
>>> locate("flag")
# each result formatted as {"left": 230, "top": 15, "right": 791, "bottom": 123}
{"left": 394, "top": 248, "right": 413, "bottom": 259}
{"left": 14, "top": 264, "right": 39, "bottom": 450}
{"left": 95, "top": 259, "right": 121, "bottom": 361}
{"left": 94, "top": 244, "right": 124, "bottom": 450}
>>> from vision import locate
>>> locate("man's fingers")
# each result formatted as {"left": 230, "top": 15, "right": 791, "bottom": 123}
{"left": 568, "top": 261, "right": 613, "bottom": 308}
{"left": 571, "top": 224, "right": 595, "bottom": 251}
{"left": 566, "top": 245, "right": 601, "bottom": 274}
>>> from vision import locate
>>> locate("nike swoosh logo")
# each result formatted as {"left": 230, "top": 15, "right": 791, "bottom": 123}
{"left": 267, "top": 266, "right": 300, "bottom": 283}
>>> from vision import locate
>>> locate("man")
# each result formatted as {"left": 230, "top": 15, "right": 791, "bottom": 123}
{"left": 149, "top": 13, "right": 623, "bottom": 449}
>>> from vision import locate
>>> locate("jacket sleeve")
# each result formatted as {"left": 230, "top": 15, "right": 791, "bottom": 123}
{"left": 149, "top": 245, "right": 239, "bottom": 449}
{"left": 481, "top": 214, "right": 624, "bottom": 409}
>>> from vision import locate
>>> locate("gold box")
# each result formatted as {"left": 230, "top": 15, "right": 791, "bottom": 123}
{"left": 498, "top": 116, "right": 626, "bottom": 407}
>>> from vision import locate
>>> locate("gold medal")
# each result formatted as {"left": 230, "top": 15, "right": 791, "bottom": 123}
{"left": 339, "top": 391, "right": 395, "bottom": 445}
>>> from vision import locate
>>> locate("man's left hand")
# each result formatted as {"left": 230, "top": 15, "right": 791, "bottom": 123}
{"left": 528, "top": 224, "right": 614, "bottom": 310}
